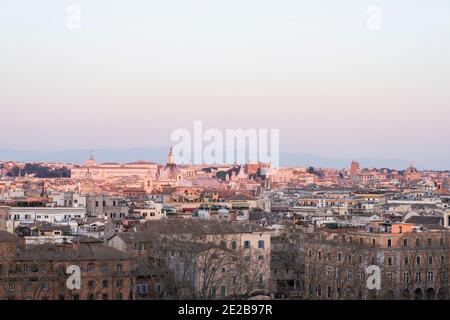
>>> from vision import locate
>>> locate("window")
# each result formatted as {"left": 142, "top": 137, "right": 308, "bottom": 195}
{"left": 88, "top": 294, "right": 95, "bottom": 300}
{"left": 387, "top": 239, "right": 392, "bottom": 247}
{"left": 416, "top": 256, "right": 421, "bottom": 265}
{"left": 358, "top": 270, "right": 364, "bottom": 280}
{"left": 31, "top": 264, "right": 40, "bottom": 273}
{"left": 101, "top": 264, "right": 109, "bottom": 273}
{"left": 88, "top": 280, "right": 95, "bottom": 289}
{"left": 403, "top": 239, "right": 408, "bottom": 247}
{"left": 244, "top": 241, "right": 251, "bottom": 249}
{"left": 337, "top": 253, "right": 342, "bottom": 262}
{"left": 73, "top": 294, "right": 80, "bottom": 300}
{"left": 231, "top": 241, "right": 237, "bottom": 250}
{"left": 25, "top": 283, "right": 32, "bottom": 292}
{"left": 116, "top": 293, "right": 123, "bottom": 300}
{"left": 258, "top": 255, "right": 264, "bottom": 260}
{"left": 427, "top": 238, "right": 432, "bottom": 246}
{"left": 403, "top": 272, "right": 410, "bottom": 283}
{"left": 347, "top": 270, "right": 353, "bottom": 281}
{"left": 416, "top": 239, "right": 420, "bottom": 247}
{"left": 359, "top": 256, "right": 363, "bottom": 264}
{"left": 211, "top": 287, "right": 217, "bottom": 299}
{"left": 116, "top": 279, "right": 123, "bottom": 288}
{"left": 102, "top": 280, "right": 108, "bottom": 288}
{"left": 116, "top": 264, "right": 123, "bottom": 273}
{"left": 372, "top": 239, "right": 376, "bottom": 246}
{"left": 416, "top": 272, "right": 421, "bottom": 283}
{"left": 326, "top": 266, "right": 332, "bottom": 277}
{"left": 388, "top": 257, "right": 393, "bottom": 266}
{"left": 327, "top": 286, "right": 332, "bottom": 299}
{"left": 87, "top": 263, "right": 95, "bottom": 273}
{"left": 359, "top": 238, "right": 364, "bottom": 244}
{"left": 102, "top": 293, "right": 108, "bottom": 300}
{"left": 387, "top": 272, "right": 393, "bottom": 282}
{"left": 440, "top": 238, "right": 444, "bottom": 246}
{"left": 258, "top": 240, "right": 265, "bottom": 249}
{"left": 258, "top": 274, "right": 264, "bottom": 289}
{"left": 221, "top": 286, "right": 226, "bottom": 298}
{"left": 318, "top": 251, "right": 321, "bottom": 260}
{"left": 42, "top": 282, "right": 49, "bottom": 291}
{"left": 156, "top": 283, "right": 162, "bottom": 294}
{"left": 429, "top": 256, "right": 433, "bottom": 265}
{"left": 404, "top": 257, "right": 409, "bottom": 265}
{"left": 134, "top": 243, "right": 145, "bottom": 251}
{"left": 317, "top": 285, "right": 322, "bottom": 297}
{"left": 8, "top": 283, "right": 15, "bottom": 292}
{"left": 427, "top": 271, "right": 434, "bottom": 282}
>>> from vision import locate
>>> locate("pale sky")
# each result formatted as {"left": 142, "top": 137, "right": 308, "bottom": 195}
{"left": 1, "top": 0, "right": 450, "bottom": 169}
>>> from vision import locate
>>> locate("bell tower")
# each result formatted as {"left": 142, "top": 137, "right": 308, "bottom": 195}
{"left": 167, "top": 146, "right": 175, "bottom": 165}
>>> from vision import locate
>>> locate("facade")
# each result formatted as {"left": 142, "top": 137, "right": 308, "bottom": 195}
{"left": 107, "top": 219, "right": 272, "bottom": 299}
{"left": 71, "top": 157, "right": 158, "bottom": 180}
{"left": 133, "top": 201, "right": 164, "bottom": 221}
{"left": 302, "top": 226, "right": 450, "bottom": 300}
{"left": 0, "top": 243, "right": 134, "bottom": 300}
{"left": 2, "top": 207, "right": 86, "bottom": 233}
{"left": 85, "top": 195, "right": 129, "bottom": 220}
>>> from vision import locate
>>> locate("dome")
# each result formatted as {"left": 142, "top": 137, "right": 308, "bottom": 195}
{"left": 405, "top": 164, "right": 419, "bottom": 175}
{"left": 159, "top": 163, "right": 181, "bottom": 181}
{"left": 158, "top": 147, "right": 182, "bottom": 182}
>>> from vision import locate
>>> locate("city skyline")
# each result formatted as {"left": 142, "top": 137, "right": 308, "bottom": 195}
{"left": 0, "top": 146, "right": 427, "bottom": 171}
{"left": 1, "top": 0, "right": 450, "bottom": 169}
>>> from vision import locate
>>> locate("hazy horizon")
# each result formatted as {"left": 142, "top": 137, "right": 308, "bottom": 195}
{"left": 0, "top": 146, "right": 431, "bottom": 171}
{"left": 1, "top": 0, "right": 449, "bottom": 169}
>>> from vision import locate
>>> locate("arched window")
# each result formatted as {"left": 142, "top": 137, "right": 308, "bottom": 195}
{"left": 87, "top": 262, "right": 95, "bottom": 273}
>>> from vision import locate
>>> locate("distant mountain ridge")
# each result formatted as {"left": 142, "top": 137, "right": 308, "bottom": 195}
{"left": 0, "top": 148, "right": 416, "bottom": 170}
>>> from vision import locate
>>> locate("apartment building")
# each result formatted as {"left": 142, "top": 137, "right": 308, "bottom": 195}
{"left": 0, "top": 243, "right": 134, "bottom": 300}
{"left": 2, "top": 207, "right": 86, "bottom": 233}
{"left": 107, "top": 219, "right": 272, "bottom": 299}
{"left": 302, "top": 223, "right": 450, "bottom": 300}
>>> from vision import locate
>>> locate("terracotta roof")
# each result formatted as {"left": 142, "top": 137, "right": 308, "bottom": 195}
{"left": 16, "top": 244, "right": 132, "bottom": 262}
{"left": 0, "top": 231, "right": 21, "bottom": 242}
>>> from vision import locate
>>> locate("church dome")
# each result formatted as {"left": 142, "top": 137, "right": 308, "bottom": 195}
{"left": 159, "top": 147, "right": 181, "bottom": 181}
{"left": 405, "top": 164, "right": 419, "bottom": 175}
{"left": 159, "top": 164, "right": 181, "bottom": 181}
